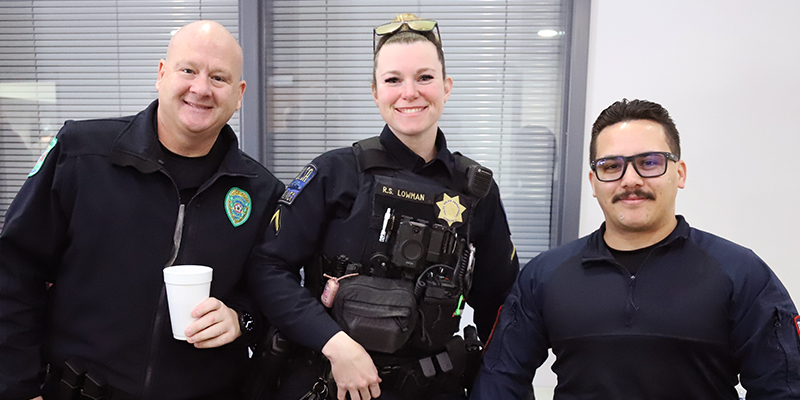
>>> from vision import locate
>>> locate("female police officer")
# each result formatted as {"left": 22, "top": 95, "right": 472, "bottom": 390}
{"left": 248, "top": 14, "right": 518, "bottom": 400}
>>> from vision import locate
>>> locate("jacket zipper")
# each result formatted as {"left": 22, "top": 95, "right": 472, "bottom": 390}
{"left": 620, "top": 245, "right": 665, "bottom": 327}
{"left": 625, "top": 275, "right": 639, "bottom": 326}
{"left": 142, "top": 202, "right": 185, "bottom": 399}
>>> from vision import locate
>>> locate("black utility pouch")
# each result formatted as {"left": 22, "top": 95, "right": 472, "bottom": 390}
{"left": 332, "top": 275, "right": 418, "bottom": 353}
{"left": 411, "top": 286, "right": 461, "bottom": 351}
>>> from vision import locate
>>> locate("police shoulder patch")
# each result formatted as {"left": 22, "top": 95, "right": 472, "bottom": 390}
{"left": 279, "top": 163, "right": 317, "bottom": 205}
{"left": 28, "top": 136, "right": 58, "bottom": 177}
{"left": 225, "top": 187, "right": 251, "bottom": 227}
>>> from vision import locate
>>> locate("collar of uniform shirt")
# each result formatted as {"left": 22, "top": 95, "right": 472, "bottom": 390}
{"left": 378, "top": 124, "right": 454, "bottom": 176}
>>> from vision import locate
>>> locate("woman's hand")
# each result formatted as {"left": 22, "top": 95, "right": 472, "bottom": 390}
{"left": 322, "top": 331, "right": 382, "bottom": 400}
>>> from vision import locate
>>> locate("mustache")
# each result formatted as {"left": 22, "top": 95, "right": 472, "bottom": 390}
{"left": 612, "top": 189, "right": 655, "bottom": 203}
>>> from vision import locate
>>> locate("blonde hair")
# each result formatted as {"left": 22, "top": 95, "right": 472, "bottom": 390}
{"left": 393, "top": 13, "right": 421, "bottom": 26}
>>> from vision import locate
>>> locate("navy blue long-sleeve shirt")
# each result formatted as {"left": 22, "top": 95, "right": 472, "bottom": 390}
{"left": 473, "top": 216, "right": 800, "bottom": 399}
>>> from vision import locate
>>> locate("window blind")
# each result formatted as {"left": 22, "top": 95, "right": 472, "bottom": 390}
{"left": 0, "top": 0, "right": 239, "bottom": 231}
{"left": 266, "top": 0, "right": 568, "bottom": 262}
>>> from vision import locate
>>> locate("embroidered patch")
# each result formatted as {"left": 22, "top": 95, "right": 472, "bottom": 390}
{"left": 225, "top": 187, "right": 251, "bottom": 227}
{"left": 270, "top": 208, "right": 281, "bottom": 234}
{"left": 28, "top": 136, "right": 58, "bottom": 177}
{"left": 436, "top": 193, "right": 466, "bottom": 227}
{"left": 279, "top": 163, "right": 317, "bottom": 205}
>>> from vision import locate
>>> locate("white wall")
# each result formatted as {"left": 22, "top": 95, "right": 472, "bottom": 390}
{"left": 581, "top": 0, "right": 800, "bottom": 302}
{"left": 537, "top": 0, "right": 800, "bottom": 396}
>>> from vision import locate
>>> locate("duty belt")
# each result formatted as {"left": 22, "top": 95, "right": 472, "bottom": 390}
{"left": 43, "top": 358, "right": 134, "bottom": 400}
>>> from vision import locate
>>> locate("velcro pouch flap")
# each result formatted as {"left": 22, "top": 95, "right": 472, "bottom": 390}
{"left": 332, "top": 275, "right": 418, "bottom": 354}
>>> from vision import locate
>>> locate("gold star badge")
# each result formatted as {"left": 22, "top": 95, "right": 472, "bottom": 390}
{"left": 436, "top": 193, "right": 466, "bottom": 226}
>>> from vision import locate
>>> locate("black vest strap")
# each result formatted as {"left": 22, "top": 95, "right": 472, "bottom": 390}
{"left": 352, "top": 137, "right": 488, "bottom": 198}
{"left": 354, "top": 137, "right": 404, "bottom": 172}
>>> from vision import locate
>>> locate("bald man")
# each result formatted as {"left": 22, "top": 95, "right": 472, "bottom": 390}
{"left": 0, "top": 21, "right": 284, "bottom": 400}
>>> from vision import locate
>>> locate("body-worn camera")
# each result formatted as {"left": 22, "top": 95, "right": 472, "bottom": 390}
{"left": 390, "top": 216, "right": 459, "bottom": 274}
{"left": 391, "top": 217, "right": 429, "bottom": 271}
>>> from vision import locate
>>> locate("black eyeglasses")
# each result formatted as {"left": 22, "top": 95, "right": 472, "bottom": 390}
{"left": 590, "top": 151, "right": 679, "bottom": 182}
{"left": 373, "top": 19, "right": 441, "bottom": 52}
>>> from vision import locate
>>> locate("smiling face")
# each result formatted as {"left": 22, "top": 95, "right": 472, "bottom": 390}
{"left": 372, "top": 40, "right": 452, "bottom": 146}
{"left": 590, "top": 119, "right": 687, "bottom": 248}
{"left": 155, "top": 21, "right": 246, "bottom": 156}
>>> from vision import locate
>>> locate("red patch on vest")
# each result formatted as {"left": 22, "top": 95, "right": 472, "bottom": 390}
{"left": 794, "top": 315, "right": 800, "bottom": 343}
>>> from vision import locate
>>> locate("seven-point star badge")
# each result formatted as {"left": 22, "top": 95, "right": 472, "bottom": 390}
{"left": 436, "top": 193, "right": 466, "bottom": 226}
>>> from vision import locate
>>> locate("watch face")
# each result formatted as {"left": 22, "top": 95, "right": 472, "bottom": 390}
{"left": 240, "top": 312, "right": 254, "bottom": 332}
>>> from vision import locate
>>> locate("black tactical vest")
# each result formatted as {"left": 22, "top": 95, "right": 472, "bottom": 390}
{"left": 316, "top": 137, "right": 492, "bottom": 354}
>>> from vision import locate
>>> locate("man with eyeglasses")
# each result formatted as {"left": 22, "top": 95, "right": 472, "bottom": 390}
{"left": 471, "top": 99, "right": 800, "bottom": 399}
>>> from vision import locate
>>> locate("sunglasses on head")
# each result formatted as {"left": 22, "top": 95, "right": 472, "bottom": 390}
{"left": 373, "top": 19, "right": 441, "bottom": 52}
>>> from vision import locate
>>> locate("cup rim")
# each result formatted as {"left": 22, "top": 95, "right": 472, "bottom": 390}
{"left": 163, "top": 265, "right": 213, "bottom": 284}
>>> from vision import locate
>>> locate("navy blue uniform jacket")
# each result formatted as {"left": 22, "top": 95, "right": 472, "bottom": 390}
{"left": 0, "top": 101, "right": 284, "bottom": 399}
{"left": 473, "top": 216, "right": 800, "bottom": 399}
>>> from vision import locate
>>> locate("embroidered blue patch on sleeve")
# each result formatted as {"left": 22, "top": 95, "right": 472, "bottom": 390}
{"left": 279, "top": 163, "right": 317, "bottom": 205}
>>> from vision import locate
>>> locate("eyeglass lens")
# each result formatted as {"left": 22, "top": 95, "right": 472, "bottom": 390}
{"left": 594, "top": 152, "right": 669, "bottom": 181}
{"left": 375, "top": 22, "right": 403, "bottom": 36}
